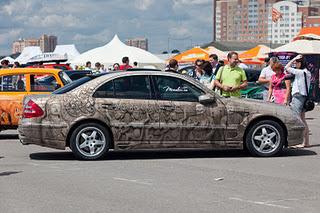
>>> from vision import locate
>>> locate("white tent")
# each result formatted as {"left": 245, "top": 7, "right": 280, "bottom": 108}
{"left": 272, "top": 40, "right": 320, "bottom": 54}
{"left": 54, "top": 44, "right": 80, "bottom": 61}
{"left": 0, "top": 56, "right": 15, "bottom": 64}
{"left": 71, "top": 35, "right": 164, "bottom": 68}
{"left": 15, "top": 46, "right": 42, "bottom": 64}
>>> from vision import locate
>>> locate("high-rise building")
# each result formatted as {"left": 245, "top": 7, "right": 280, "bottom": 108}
{"left": 39, "top": 34, "right": 57, "bottom": 52}
{"left": 270, "top": 1, "right": 303, "bottom": 44}
{"left": 12, "top": 34, "right": 57, "bottom": 54}
{"left": 216, "top": 0, "right": 277, "bottom": 43}
{"left": 12, "top": 38, "right": 39, "bottom": 54}
{"left": 126, "top": 38, "right": 148, "bottom": 51}
{"left": 214, "top": 0, "right": 320, "bottom": 44}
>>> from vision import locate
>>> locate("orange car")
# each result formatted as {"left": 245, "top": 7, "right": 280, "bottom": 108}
{"left": 0, "top": 68, "right": 71, "bottom": 131}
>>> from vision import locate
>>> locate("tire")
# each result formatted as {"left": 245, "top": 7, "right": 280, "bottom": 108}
{"left": 245, "top": 120, "right": 285, "bottom": 157}
{"left": 69, "top": 122, "right": 110, "bottom": 160}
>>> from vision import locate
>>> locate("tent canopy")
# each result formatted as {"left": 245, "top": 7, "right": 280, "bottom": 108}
{"left": 272, "top": 40, "right": 320, "bottom": 54}
{"left": 15, "top": 46, "right": 42, "bottom": 64}
{"left": 204, "top": 46, "right": 226, "bottom": 60}
{"left": 54, "top": 44, "right": 80, "bottom": 61}
{"left": 0, "top": 56, "right": 15, "bottom": 64}
{"left": 239, "top": 45, "right": 272, "bottom": 60}
{"left": 294, "top": 27, "right": 320, "bottom": 41}
{"left": 171, "top": 47, "right": 209, "bottom": 64}
{"left": 71, "top": 35, "right": 163, "bottom": 67}
{"left": 28, "top": 53, "right": 68, "bottom": 64}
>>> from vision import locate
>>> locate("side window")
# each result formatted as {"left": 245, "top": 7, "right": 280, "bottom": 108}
{"left": 93, "top": 81, "right": 114, "bottom": 98}
{"left": 0, "top": 74, "right": 26, "bottom": 92}
{"left": 154, "top": 76, "right": 204, "bottom": 102}
{"left": 114, "top": 76, "right": 151, "bottom": 99}
{"left": 30, "top": 74, "right": 59, "bottom": 92}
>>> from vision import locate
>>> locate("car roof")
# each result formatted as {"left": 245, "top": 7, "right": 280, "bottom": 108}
{"left": 64, "top": 70, "right": 92, "bottom": 74}
{"left": 0, "top": 68, "right": 62, "bottom": 76}
{"left": 126, "top": 68, "right": 161, "bottom": 72}
{"left": 87, "top": 70, "right": 211, "bottom": 93}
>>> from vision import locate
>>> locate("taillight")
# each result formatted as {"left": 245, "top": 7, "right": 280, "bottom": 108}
{"left": 23, "top": 100, "right": 44, "bottom": 118}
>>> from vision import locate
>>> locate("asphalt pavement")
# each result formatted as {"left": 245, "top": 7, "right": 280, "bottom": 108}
{"left": 1, "top": 107, "right": 320, "bottom": 213}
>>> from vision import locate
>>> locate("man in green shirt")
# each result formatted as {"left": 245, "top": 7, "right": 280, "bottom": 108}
{"left": 214, "top": 51, "right": 248, "bottom": 97}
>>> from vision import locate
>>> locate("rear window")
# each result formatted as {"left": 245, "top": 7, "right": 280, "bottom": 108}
{"left": 53, "top": 76, "right": 92, "bottom": 94}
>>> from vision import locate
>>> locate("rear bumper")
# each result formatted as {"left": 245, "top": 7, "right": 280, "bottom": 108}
{"left": 18, "top": 122, "right": 68, "bottom": 150}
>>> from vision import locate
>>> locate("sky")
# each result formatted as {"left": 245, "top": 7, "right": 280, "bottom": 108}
{"left": 0, "top": 0, "right": 213, "bottom": 56}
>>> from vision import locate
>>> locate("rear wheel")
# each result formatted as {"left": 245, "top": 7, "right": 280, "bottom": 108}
{"left": 245, "top": 120, "right": 285, "bottom": 157}
{"left": 70, "top": 123, "right": 110, "bottom": 160}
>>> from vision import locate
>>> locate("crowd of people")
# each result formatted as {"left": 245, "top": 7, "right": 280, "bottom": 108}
{"left": 74, "top": 56, "right": 138, "bottom": 73}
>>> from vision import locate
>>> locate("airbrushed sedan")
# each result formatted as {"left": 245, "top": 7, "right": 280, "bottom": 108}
{"left": 18, "top": 71, "right": 305, "bottom": 160}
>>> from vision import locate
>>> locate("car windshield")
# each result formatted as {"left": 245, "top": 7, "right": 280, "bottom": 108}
{"left": 58, "top": 71, "right": 72, "bottom": 85}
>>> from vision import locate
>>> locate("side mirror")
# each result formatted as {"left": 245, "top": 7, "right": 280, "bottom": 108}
{"left": 199, "top": 94, "right": 215, "bottom": 105}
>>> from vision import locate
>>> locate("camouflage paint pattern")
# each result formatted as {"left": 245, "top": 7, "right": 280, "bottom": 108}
{"left": 19, "top": 71, "right": 305, "bottom": 150}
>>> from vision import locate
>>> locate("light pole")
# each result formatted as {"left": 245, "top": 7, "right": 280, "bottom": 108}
{"left": 213, "top": 0, "right": 217, "bottom": 42}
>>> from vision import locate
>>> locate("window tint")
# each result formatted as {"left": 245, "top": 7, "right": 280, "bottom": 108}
{"left": 93, "top": 81, "right": 114, "bottom": 98}
{"left": 154, "top": 76, "right": 204, "bottom": 102}
{"left": 53, "top": 76, "right": 92, "bottom": 94}
{"left": 30, "top": 74, "right": 59, "bottom": 92}
{"left": 0, "top": 74, "right": 26, "bottom": 92}
{"left": 114, "top": 76, "right": 151, "bottom": 99}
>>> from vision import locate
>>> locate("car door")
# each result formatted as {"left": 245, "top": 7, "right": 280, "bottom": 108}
{"left": 0, "top": 73, "right": 27, "bottom": 127}
{"left": 94, "top": 75, "right": 160, "bottom": 149}
{"left": 28, "top": 73, "right": 64, "bottom": 94}
{"left": 153, "top": 75, "right": 227, "bottom": 148}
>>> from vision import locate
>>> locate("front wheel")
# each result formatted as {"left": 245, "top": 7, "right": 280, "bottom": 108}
{"left": 245, "top": 120, "right": 285, "bottom": 157}
{"left": 70, "top": 123, "right": 110, "bottom": 160}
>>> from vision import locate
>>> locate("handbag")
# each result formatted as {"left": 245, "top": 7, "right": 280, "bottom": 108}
{"left": 303, "top": 72, "right": 315, "bottom": 112}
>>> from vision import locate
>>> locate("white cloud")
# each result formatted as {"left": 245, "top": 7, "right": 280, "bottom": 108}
{"left": 28, "top": 14, "right": 81, "bottom": 28}
{"left": 173, "top": 0, "right": 211, "bottom": 7}
{"left": 0, "top": 29, "right": 23, "bottom": 45}
{"left": 0, "top": 0, "right": 213, "bottom": 56}
{"left": 169, "top": 26, "right": 190, "bottom": 37}
{"left": 73, "top": 29, "right": 112, "bottom": 44}
{"left": 2, "top": 0, "right": 40, "bottom": 16}
{"left": 134, "top": 0, "right": 155, "bottom": 10}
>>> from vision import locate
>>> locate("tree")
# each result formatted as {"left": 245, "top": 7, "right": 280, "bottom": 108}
{"left": 171, "top": 49, "right": 180, "bottom": 54}
{"left": 162, "top": 51, "right": 168, "bottom": 54}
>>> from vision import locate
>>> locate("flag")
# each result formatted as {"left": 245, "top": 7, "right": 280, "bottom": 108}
{"left": 272, "top": 7, "right": 283, "bottom": 23}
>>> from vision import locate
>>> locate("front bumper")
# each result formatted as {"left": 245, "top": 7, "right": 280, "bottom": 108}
{"left": 286, "top": 123, "right": 305, "bottom": 147}
{"left": 18, "top": 122, "right": 68, "bottom": 150}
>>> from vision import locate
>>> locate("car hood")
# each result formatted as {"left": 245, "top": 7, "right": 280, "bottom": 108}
{"left": 221, "top": 97, "right": 296, "bottom": 118}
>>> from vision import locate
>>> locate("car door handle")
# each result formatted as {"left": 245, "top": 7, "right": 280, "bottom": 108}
{"left": 160, "top": 105, "right": 175, "bottom": 111}
{"left": 101, "top": 103, "right": 116, "bottom": 110}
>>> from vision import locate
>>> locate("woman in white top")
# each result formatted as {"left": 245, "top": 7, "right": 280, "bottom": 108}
{"left": 285, "top": 55, "right": 311, "bottom": 148}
